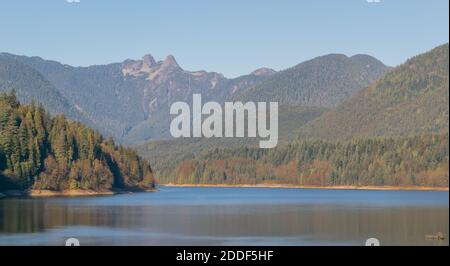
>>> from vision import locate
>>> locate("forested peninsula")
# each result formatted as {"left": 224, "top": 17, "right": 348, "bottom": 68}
{"left": 0, "top": 91, "right": 155, "bottom": 197}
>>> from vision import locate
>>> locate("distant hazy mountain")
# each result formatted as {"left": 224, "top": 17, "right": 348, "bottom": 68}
{"left": 0, "top": 53, "right": 276, "bottom": 143}
{"left": 118, "top": 55, "right": 275, "bottom": 143}
{"left": 0, "top": 56, "right": 88, "bottom": 124}
{"left": 299, "top": 44, "right": 449, "bottom": 140}
{"left": 0, "top": 53, "right": 156, "bottom": 141}
{"left": 0, "top": 51, "right": 387, "bottom": 144}
{"left": 239, "top": 54, "right": 388, "bottom": 107}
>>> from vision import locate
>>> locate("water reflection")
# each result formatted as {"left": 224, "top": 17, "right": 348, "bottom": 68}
{"left": 0, "top": 187, "right": 448, "bottom": 246}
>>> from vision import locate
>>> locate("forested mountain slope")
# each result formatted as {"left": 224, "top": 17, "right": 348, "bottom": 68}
{"left": 0, "top": 56, "right": 88, "bottom": 123}
{"left": 299, "top": 44, "right": 449, "bottom": 140}
{"left": 239, "top": 54, "right": 387, "bottom": 107}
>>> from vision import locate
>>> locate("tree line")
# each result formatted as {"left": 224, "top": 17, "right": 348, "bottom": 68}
{"left": 163, "top": 134, "right": 449, "bottom": 187}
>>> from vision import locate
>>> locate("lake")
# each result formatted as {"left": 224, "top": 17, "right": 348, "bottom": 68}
{"left": 0, "top": 186, "right": 448, "bottom": 246}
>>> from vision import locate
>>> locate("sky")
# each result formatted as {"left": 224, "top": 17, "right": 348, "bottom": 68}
{"left": 0, "top": 0, "right": 448, "bottom": 78}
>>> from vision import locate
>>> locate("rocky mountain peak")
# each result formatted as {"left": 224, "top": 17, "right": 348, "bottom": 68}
{"left": 142, "top": 54, "right": 156, "bottom": 67}
{"left": 122, "top": 54, "right": 182, "bottom": 78}
{"left": 161, "top": 55, "right": 181, "bottom": 70}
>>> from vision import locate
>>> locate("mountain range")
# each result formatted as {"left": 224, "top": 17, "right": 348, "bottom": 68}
{"left": 157, "top": 44, "right": 449, "bottom": 186}
{"left": 0, "top": 51, "right": 387, "bottom": 144}
{"left": 1, "top": 43, "right": 448, "bottom": 186}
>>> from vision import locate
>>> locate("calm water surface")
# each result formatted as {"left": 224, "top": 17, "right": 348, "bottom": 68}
{"left": 0, "top": 186, "right": 448, "bottom": 246}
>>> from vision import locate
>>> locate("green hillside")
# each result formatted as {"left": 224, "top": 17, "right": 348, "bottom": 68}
{"left": 299, "top": 44, "right": 449, "bottom": 140}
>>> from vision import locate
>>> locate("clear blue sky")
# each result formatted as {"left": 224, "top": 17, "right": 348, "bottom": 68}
{"left": 0, "top": 0, "right": 448, "bottom": 77}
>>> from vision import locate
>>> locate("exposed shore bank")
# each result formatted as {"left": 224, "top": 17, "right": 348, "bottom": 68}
{"left": 29, "top": 189, "right": 115, "bottom": 197}
{"left": 162, "top": 183, "right": 449, "bottom": 192}
{"left": 0, "top": 188, "right": 156, "bottom": 198}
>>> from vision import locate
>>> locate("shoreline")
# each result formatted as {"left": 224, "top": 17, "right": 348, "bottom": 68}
{"left": 2, "top": 184, "right": 448, "bottom": 199}
{"left": 161, "top": 183, "right": 449, "bottom": 192}
{"left": 0, "top": 188, "right": 156, "bottom": 198}
{"left": 29, "top": 189, "right": 116, "bottom": 197}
